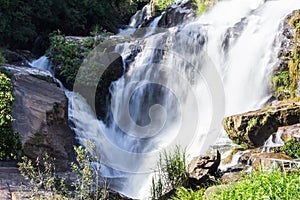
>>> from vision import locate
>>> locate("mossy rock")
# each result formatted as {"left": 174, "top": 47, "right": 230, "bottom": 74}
{"left": 223, "top": 101, "right": 300, "bottom": 147}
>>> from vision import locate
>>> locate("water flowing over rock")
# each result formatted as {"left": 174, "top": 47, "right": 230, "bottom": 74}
{"left": 279, "top": 123, "right": 300, "bottom": 142}
{"left": 68, "top": 0, "right": 300, "bottom": 198}
{"left": 11, "top": 73, "right": 74, "bottom": 171}
{"left": 223, "top": 101, "right": 300, "bottom": 147}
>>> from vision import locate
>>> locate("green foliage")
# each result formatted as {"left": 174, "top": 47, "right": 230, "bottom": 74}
{"left": 272, "top": 11, "right": 300, "bottom": 100}
{"left": 18, "top": 144, "right": 105, "bottom": 199}
{"left": 212, "top": 169, "right": 300, "bottom": 200}
{"left": 171, "top": 187, "right": 205, "bottom": 200}
{"left": 151, "top": 146, "right": 188, "bottom": 199}
{"left": 0, "top": 73, "right": 21, "bottom": 160}
{"left": 47, "top": 31, "right": 109, "bottom": 87}
{"left": 47, "top": 31, "right": 83, "bottom": 85}
{"left": 18, "top": 154, "right": 66, "bottom": 199}
{"left": 246, "top": 117, "right": 258, "bottom": 131}
{"left": 71, "top": 144, "right": 104, "bottom": 200}
{"left": 277, "top": 138, "right": 300, "bottom": 159}
{"left": 0, "top": 50, "right": 7, "bottom": 63}
{"left": 152, "top": 0, "right": 175, "bottom": 16}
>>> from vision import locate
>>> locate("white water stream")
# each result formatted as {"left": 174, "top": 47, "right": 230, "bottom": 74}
{"left": 31, "top": 0, "right": 300, "bottom": 199}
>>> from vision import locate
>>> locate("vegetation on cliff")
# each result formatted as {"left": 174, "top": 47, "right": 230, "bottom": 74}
{"left": 272, "top": 11, "right": 300, "bottom": 100}
{"left": 0, "top": 73, "right": 21, "bottom": 160}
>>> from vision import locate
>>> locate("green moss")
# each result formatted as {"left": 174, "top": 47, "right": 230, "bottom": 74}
{"left": 33, "top": 133, "right": 44, "bottom": 147}
{"left": 0, "top": 49, "right": 7, "bottom": 64}
{"left": 194, "top": 0, "right": 217, "bottom": 16}
{"left": 260, "top": 114, "right": 270, "bottom": 125}
{"left": 273, "top": 11, "right": 300, "bottom": 100}
{"left": 246, "top": 117, "right": 258, "bottom": 131}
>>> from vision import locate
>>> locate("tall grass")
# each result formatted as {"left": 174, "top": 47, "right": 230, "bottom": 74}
{"left": 213, "top": 169, "right": 300, "bottom": 200}
{"left": 151, "top": 146, "right": 188, "bottom": 199}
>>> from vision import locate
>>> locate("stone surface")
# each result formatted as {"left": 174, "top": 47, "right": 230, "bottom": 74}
{"left": 11, "top": 73, "right": 75, "bottom": 171}
{"left": 203, "top": 184, "right": 229, "bottom": 200}
{"left": 188, "top": 150, "right": 221, "bottom": 186}
{"left": 157, "top": 0, "right": 196, "bottom": 28}
{"left": 279, "top": 123, "right": 300, "bottom": 142}
{"left": 223, "top": 100, "right": 300, "bottom": 147}
{"left": 220, "top": 172, "right": 242, "bottom": 184}
{"left": 250, "top": 152, "right": 292, "bottom": 171}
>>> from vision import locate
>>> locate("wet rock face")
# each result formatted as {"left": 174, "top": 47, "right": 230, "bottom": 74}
{"left": 279, "top": 123, "right": 300, "bottom": 142}
{"left": 157, "top": 1, "right": 196, "bottom": 28}
{"left": 11, "top": 73, "right": 75, "bottom": 171}
{"left": 250, "top": 152, "right": 292, "bottom": 171}
{"left": 223, "top": 101, "right": 300, "bottom": 147}
{"left": 275, "top": 11, "right": 298, "bottom": 73}
{"left": 188, "top": 150, "right": 221, "bottom": 186}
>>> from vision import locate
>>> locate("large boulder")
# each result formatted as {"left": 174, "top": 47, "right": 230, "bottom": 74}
{"left": 188, "top": 150, "right": 221, "bottom": 186}
{"left": 11, "top": 73, "right": 75, "bottom": 171}
{"left": 223, "top": 100, "right": 300, "bottom": 147}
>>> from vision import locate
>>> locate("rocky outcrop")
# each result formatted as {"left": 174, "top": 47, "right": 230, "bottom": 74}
{"left": 223, "top": 100, "right": 300, "bottom": 147}
{"left": 188, "top": 150, "right": 221, "bottom": 186}
{"left": 279, "top": 123, "right": 300, "bottom": 142}
{"left": 11, "top": 73, "right": 75, "bottom": 171}
{"left": 157, "top": 0, "right": 197, "bottom": 28}
{"left": 250, "top": 152, "right": 292, "bottom": 171}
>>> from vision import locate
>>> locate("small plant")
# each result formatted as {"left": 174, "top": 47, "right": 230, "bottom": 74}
{"left": 0, "top": 49, "right": 7, "bottom": 63}
{"left": 151, "top": 146, "right": 188, "bottom": 199}
{"left": 18, "top": 154, "right": 66, "bottom": 199}
{"left": 18, "top": 144, "right": 105, "bottom": 200}
{"left": 171, "top": 187, "right": 205, "bottom": 200}
{"left": 278, "top": 138, "right": 300, "bottom": 159}
{"left": 71, "top": 144, "right": 105, "bottom": 200}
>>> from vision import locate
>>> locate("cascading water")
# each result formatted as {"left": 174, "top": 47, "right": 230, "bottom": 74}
{"left": 31, "top": 0, "right": 300, "bottom": 199}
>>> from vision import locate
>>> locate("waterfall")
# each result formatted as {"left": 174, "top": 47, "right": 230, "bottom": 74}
{"left": 32, "top": 0, "right": 300, "bottom": 199}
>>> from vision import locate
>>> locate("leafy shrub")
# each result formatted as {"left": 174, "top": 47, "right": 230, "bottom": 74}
{"left": 0, "top": 50, "right": 7, "bottom": 63}
{"left": 18, "top": 154, "right": 66, "bottom": 199}
{"left": 18, "top": 144, "right": 105, "bottom": 200}
{"left": 0, "top": 73, "right": 21, "bottom": 160}
{"left": 47, "top": 31, "right": 110, "bottom": 88}
{"left": 278, "top": 138, "right": 300, "bottom": 159}
{"left": 212, "top": 169, "right": 300, "bottom": 200}
{"left": 71, "top": 145, "right": 104, "bottom": 200}
{"left": 171, "top": 187, "right": 205, "bottom": 200}
{"left": 152, "top": 0, "right": 175, "bottom": 16}
{"left": 151, "top": 146, "right": 188, "bottom": 199}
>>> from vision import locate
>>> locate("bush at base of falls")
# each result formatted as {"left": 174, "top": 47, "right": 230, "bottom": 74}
{"left": 18, "top": 145, "right": 106, "bottom": 199}
{"left": 0, "top": 73, "right": 22, "bottom": 160}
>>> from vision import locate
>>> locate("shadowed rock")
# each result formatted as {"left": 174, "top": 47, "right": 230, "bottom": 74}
{"left": 11, "top": 73, "right": 75, "bottom": 171}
